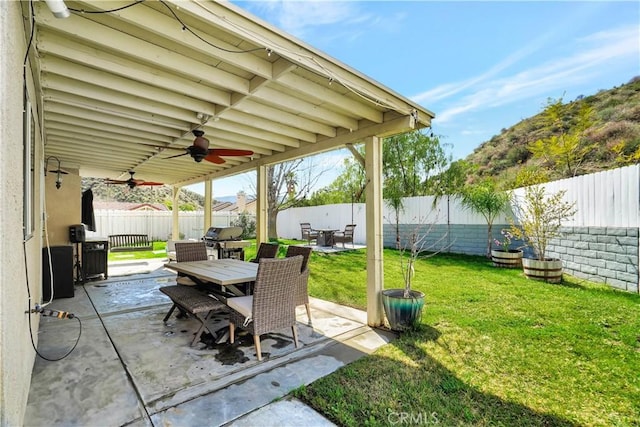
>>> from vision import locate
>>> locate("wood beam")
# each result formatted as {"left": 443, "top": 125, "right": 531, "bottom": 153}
{"left": 35, "top": 4, "right": 250, "bottom": 94}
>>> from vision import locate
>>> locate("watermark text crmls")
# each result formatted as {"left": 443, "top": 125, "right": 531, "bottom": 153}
{"left": 388, "top": 411, "right": 439, "bottom": 425}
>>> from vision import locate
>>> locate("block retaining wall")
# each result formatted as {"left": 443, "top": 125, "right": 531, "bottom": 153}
{"left": 546, "top": 227, "right": 639, "bottom": 293}
{"left": 383, "top": 224, "right": 639, "bottom": 293}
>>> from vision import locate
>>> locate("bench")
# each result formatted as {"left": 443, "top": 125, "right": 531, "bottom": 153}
{"left": 108, "top": 234, "right": 153, "bottom": 252}
{"left": 159, "top": 285, "right": 227, "bottom": 346}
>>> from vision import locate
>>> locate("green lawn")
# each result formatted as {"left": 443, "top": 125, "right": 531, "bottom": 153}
{"left": 107, "top": 241, "right": 169, "bottom": 262}
{"left": 300, "top": 249, "right": 640, "bottom": 427}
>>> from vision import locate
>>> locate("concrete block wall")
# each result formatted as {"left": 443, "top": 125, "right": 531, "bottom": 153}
{"left": 546, "top": 227, "right": 639, "bottom": 293}
{"left": 383, "top": 223, "right": 526, "bottom": 257}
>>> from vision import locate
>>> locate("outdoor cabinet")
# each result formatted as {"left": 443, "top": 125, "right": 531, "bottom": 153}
{"left": 83, "top": 239, "right": 108, "bottom": 280}
{"left": 42, "top": 246, "right": 74, "bottom": 300}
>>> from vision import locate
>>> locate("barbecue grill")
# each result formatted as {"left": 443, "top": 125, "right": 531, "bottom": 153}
{"left": 202, "top": 226, "right": 251, "bottom": 260}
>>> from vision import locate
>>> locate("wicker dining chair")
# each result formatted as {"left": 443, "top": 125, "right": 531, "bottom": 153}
{"left": 159, "top": 241, "right": 228, "bottom": 346}
{"left": 227, "top": 256, "right": 303, "bottom": 361}
{"left": 285, "top": 245, "right": 313, "bottom": 324}
{"left": 249, "top": 242, "right": 279, "bottom": 263}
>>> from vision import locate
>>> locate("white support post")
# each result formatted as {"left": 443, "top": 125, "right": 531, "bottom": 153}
{"left": 171, "top": 186, "right": 180, "bottom": 240}
{"left": 204, "top": 179, "right": 212, "bottom": 231}
{"left": 365, "top": 135, "right": 384, "bottom": 327}
{"left": 256, "top": 165, "right": 268, "bottom": 245}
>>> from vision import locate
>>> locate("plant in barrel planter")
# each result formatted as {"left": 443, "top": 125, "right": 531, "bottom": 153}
{"left": 490, "top": 229, "right": 523, "bottom": 268}
{"left": 458, "top": 179, "right": 511, "bottom": 258}
{"left": 509, "top": 185, "right": 576, "bottom": 283}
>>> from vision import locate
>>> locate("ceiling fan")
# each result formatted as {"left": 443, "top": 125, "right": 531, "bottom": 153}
{"left": 105, "top": 171, "right": 164, "bottom": 189}
{"left": 164, "top": 130, "right": 254, "bottom": 164}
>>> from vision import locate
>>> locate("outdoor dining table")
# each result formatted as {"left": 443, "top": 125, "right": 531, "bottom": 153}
{"left": 164, "top": 258, "right": 259, "bottom": 301}
{"left": 315, "top": 228, "right": 339, "bottom": 247}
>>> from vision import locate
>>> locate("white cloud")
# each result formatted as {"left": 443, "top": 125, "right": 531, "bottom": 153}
{"left": 417, "top": 24, "right": 639, "bottom": 124}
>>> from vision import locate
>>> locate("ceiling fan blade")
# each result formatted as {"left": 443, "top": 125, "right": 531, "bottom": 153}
{"left": 204, "top": 153, "right": 226, "bottom": 164}
{"left": 138, "top": 181, "right": 164, "bottom": 186}
{"left": 105, "top": 179, "right": 128, "bottom": 184}
{"left": 210, "top": 149, "right": 254, "bottom": 157}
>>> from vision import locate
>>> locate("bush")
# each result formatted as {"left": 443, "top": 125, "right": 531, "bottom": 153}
{"left": 231, "top": 212, "right": 256, "bottom": 239}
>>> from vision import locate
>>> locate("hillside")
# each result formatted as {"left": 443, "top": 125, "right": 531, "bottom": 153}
{"left": 81, "top": 177, "right": 205, "bottom": 210}
{"left": 465, "top": 76, "right": 640, "bottom": 185}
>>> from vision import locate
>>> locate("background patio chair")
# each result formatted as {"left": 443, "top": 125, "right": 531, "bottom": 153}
{"left": 227, "top": 256, "right": 303, "bottom": 361}
{"left": 300, "top": 223, "right": 318, "bottom": 245}
{"left": 285, "top": 245, "right": 313, "bottom": 324}
{"left": 333, "top": 224, "right": 356, "bottom": 248}
{"left": 249, "top": 242, "right": 279, "bottom": 263}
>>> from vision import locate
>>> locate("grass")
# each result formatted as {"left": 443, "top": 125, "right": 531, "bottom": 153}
{"left": 297, "top": 249, "right": 640, "bottom": 427}
{"left": 107, "top": 241, "right": 168, "bottom": 262}
{"left": 106, "top": 238, "right": 295, "bottom": 262}
{"left": 108, "top": 240, "right": 640, "bottom": 425}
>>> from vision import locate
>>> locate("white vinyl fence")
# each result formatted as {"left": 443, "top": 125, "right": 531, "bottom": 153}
{"left": 83, "top": 165, "right": 639, "bottom": 291}
{"left": 278, "top": 164, "right": 640, "bottom": 241}
{"left": 85, "top": 211, "right": 252, "bottom": 241}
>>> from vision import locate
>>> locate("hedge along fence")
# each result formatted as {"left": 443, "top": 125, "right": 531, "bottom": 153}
{"left": 278, "top": 165, "right": 640, "bottom": 293}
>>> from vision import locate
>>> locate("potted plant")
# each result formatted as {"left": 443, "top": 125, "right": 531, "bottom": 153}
{"left": 382, "top": 229, "right": 426, "bottom": 331}
{"left": 381, "top": 215, "right": 448, "bottom": 331}
{"left": 509, "top": 185, "right": 576, "bottom": 283}
{"left": 459, "top": 179, "right": 511, "bottom": 258}
{"left": 490, "top": 229, "right": 523, "bottom": 268}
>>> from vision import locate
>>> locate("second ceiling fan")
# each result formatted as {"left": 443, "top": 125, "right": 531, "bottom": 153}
{"left": 105, "top": 171, "right": 163, "bottom": 189}
{"left": 165, "top": 130, "right": 254, "bottom": 164}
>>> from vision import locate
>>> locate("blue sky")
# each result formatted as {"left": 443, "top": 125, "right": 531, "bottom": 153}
{"left": 188, "top": 1, "right": 639, "bottom": 197}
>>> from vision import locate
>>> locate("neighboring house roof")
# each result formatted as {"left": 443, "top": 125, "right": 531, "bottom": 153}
{"left": 94, "top": 202, "right": 168, "bottom": 211}
{"left": 213, "top": 198, "right": 256, "bottom": 213}
{"left": 212, "top": 202, "right": 234, "bottom": 212}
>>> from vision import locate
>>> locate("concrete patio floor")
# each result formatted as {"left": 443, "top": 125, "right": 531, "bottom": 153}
{"left": 24, "top": 260, "right": 395, "bottom": 426}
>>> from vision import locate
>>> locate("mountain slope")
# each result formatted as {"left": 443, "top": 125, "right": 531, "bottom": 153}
{"left": 81, "top": 177, "right": 205, "bottom": 210}
{"left": 465, "top": 76, "right": 640, "bottom": 184}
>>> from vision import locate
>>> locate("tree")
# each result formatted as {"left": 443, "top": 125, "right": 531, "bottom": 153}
{"left": 303, "top": 148, "right": 367, "bottom": 205}
{"left": 509, "top": 186, "right": 576, "bottom": 261}
{"left": 459, "top": 179, "right": 511, "bottom": 258}
{"left": 528, "top": 97, "right": 595, "bottom": 177}
{"left": 383, "top": 130, "right": 449, "bottom": 246}
{"left": 264, "top": 157, "right": 330, "bottom": 239}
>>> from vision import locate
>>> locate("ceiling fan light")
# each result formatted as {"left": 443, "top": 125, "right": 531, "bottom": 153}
{"left": 194, "top": 136, "right": 209, "bottom": 150}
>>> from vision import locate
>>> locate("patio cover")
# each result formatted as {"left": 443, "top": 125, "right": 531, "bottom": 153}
{"left": 26, "top": 0, "right": 435, "bottom": 326}
{"left": 28, "top": 0, "right": 434, "bottom": 185}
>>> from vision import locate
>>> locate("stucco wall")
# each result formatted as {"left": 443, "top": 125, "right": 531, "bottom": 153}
{"left": 44, "top": 169, "right": 82, "bottom": 245}
{"left": 0, "top": 2, "right": 43, "bottom": 425}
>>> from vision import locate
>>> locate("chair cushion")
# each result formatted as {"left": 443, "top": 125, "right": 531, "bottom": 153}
{"left": 227, "top": 295, "right": 253, "bottom": 323}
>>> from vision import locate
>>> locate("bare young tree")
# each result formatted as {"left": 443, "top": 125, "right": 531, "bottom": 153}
{"left": 259, "top": 157, "right": 331, "bottom": 239}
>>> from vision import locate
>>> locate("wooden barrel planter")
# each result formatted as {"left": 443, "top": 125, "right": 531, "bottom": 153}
{"left": 522, "top": 258, "right": 563, "bottom": 283}
{"left": 491, "top": 249, "right": 523, "bottom": 268}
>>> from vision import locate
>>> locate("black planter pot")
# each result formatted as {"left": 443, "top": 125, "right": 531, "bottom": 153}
{"left": 381, "top": 289, "right": 425, "bottom": 332}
